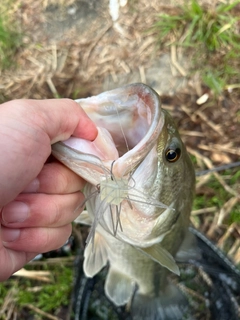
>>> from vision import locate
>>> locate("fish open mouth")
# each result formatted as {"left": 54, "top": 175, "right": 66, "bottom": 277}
{"left": 52, "top": 83, "right": 164, "bottom": 182}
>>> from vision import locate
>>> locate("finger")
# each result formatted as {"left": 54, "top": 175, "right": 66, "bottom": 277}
{"left": 0, "top": 247, "right": 37, "bottom": 281}
{"left": 1, "top": 192, "right": 85, "bottom": 228}
{"left": 0, "top": 99, "right": 97, "bottom": 206}
{"left": 37, "top": 98, "right": 98, "bottom": 142}
{"left": 2, "top": 224, "right": 72, "bottom": 253}
{"left": 23, "top": 162, "right": 86, "bottom": 194}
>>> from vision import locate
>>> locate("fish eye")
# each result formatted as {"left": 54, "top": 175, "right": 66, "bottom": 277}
{"left": 165, "top": 147, "right": 181, "bottom": 162}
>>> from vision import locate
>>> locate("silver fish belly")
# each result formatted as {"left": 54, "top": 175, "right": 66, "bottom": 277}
{"left": 52, "top": 83, "right": 197, "bottom": 320}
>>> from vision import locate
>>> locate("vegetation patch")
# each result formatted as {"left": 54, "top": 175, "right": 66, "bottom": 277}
{"left": 0, "top": 2, "right": 22, "bottom": 69}
{"left": 0, "top": 261, "right": 73, "bottom": 319}
{"left": 152, "top": 0, "right": 240, "bottom": 95}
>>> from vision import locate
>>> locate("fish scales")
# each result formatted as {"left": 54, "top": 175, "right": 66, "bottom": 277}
{"left": 52, "top": 83, "right": 197, "bottom": 320}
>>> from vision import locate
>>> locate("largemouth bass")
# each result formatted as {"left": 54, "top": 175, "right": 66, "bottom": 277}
{"left": 52, "top": 83, "right": 197, "bottom": 319}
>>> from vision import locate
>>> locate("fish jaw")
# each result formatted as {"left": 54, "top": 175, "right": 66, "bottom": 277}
{"left": 52, "top": 83, "right": 164, "bottom": 181}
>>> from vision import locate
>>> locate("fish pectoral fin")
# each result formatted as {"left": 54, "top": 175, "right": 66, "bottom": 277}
{"left": 175, "top": 229, "right": 202, "bottom": 262}
{"left": 105, "top": 267, "right": 135, "bottom": 306}
{"left": 138, "top": 245, "right": 180, "bottom": 276}
{"left": 74, "top": 210, "right": 92, "bottom": 226}
{"left": 83, "top": 232, "right": 108, "bottom": 277}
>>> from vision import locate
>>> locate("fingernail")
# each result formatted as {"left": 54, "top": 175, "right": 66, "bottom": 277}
{"left": 2, "top": 201, "right": 29, "bottom": 224}
{"left": 2, "top": 228, "right": 20, "bottom": 242}
{"left": 23, "top": 178, "right": 39, "bottom": 193}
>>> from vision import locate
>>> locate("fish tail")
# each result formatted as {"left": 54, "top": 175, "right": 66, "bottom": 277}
{"left": 131, "top": 282, "right": 191, "bottom": 320}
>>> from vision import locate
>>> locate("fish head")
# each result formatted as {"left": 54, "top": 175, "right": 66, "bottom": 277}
{"left": 146, "top": 110, "right": 195, "bottom": 252}
{"left": 108, "top": 107, "right": 195, "bottom": 249}
{"left": 52, "top": 83, "right": 195, "bottom": 251}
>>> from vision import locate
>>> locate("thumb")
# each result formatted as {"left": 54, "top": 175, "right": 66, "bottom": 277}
{"left": 25, "top": 98, "right": 98, "bottom": 143}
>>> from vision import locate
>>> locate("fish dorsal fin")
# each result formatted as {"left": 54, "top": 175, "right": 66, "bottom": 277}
{"left": 105, "top": 267, "right": 135, "bottom": 306}
{"left": 74, "top": 210, "right": 92, "bottom": 226}
{"left": 83, "top": 232, "right": 108, "bottom": 277}
{"left": 138, "top": 244, "right": 180, "bottom": 276}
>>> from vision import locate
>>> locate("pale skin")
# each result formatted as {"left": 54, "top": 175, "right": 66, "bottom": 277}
{"left": 0, "top": 98, "right": 98, "bottom": 281}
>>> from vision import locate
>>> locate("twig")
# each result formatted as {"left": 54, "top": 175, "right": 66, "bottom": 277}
{"left": 196, "top": 174, "right": 212, "bottom": 190}
{"left": 170, "top": 45, "right": 187, "bottom": 77}
{"left": 180, "top": 105, "right": 197, "bottom": 122}
{"left": 139, "top": 66, "right": 146, "bottom": 83}
{"left": 0, "top": 288, "right": 17, "bottom": 318}
{"left": 217, "top": 223, "right": 238, "bottom": 250}
{"left": 47, "top": 77, "right": 59, "bottom": 98}
{"left": 30, "top": 256, "right": 75, "bottom": 266}
{"left": 198, "top": 266, "right": 213, "bottom": 287}
{"left": 178, "top": 283, "right": 207, "bottom": 302}
{"left": 217, "top": 196, "right": 239, "bottom": 226}
{"left": 188, "top": 147, "right": 239, "bottom": 198}
{"left": 27, "top": 286, "right": 43, "bottom": 293}
{"left": 6, "top": 301, "right": 15, "bottom": 320}
{"left": 180, "top": 130, "right": 204, "bottom": 137}
{"left": 196, "top": 110, "right": 224, "bottom": 136}
{"left": 84, "top": 23, "right": 112, "bottom": 68}
{"left": 13, "top": 268, "right": 52, "bottom": 282}
{"left": 225, "top": 83, "right": 240, "bottom": 90}
{"left": 229, "top": 238, "right": 240, "bottom": 259}
{"left": 138, "top": 37, "right": 156, "bottom": 56}
{"left": 198, "top": 144, "right": 240, "bottom": 157}
{"left": 51, "top": 44, "right": 57, "bottom": 72}
{"left": 119, "top": 60, "right": 131, "bottom": 73}
{"left": 191, "top": 207, "right": 217, "bottom": 215}
{"left": 24, "top": 304, "right": 62, "bottom": 320}
{"left": 110, "top": 71, "right": 118, "bottom": 83}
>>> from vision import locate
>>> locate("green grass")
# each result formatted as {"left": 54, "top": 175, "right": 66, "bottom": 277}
{"left": 152, "top": 0, "right": 240, "bottom": 95}
{"left": 18, "top": 267, "right": 72, "bottom": 312}
{"left": 192, "top": 167, "right": 240, "bottom": 263}
{"left": 0, "top": 3, "right": 22, "bottom": 69}
{"left": 153, "top": 0, "right": 240, "bottom": 51}
{"left": 0, "top": 262, "right": 73, "bottom": 318}
{"left": 193, "top": 168, "right": 240, "bottom": 225}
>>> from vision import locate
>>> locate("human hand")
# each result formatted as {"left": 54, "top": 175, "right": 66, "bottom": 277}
{"left": 0, "top": 98, "right": 97, "bottom": 281}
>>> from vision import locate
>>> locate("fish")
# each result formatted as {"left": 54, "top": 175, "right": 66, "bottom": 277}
{"left": 52, "top": 83, "right": 198, "bottom": 320}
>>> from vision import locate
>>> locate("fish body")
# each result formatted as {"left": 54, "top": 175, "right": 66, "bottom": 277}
{"left": 52, "top": 83, "right": 196, "bottom": 319}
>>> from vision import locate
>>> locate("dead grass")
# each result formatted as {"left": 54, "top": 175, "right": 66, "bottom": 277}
{"left": 1, "top": 0, "right": 166, "bottom": 100}
{"left": 162, "top": 90, "right": 240, "bottom": 265}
